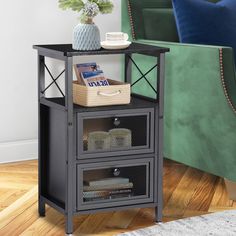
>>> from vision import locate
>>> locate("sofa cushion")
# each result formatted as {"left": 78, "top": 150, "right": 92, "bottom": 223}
{"left": 172, "top": 0, "right": 236, "bottom": 65}
{"left": 142, "top": 8, "right": 179, "bottom": 41}
{"left": 127, "top": 0, "right": 178, "bottom": 42}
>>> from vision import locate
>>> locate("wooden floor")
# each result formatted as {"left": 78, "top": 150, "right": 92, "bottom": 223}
{"left": 0, "top": 160, "right": 235, "bottom": 236}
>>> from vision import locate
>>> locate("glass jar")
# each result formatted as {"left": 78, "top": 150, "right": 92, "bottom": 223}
{"left": 88, "top": 131, "right": 110, "bottom": 151}
{"left": 109, "top": 128, "right": 132, "bottom": 149}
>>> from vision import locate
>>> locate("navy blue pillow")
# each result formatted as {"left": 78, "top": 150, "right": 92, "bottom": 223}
{"left": 172, "top": 0, "right": 236, "bottom": 63}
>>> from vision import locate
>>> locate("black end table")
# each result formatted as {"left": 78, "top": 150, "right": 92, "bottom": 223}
{"left": 33, "top": 43, "right": 169, "bottom": 235}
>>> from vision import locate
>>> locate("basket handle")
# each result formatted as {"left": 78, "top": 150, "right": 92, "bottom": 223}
{"left": 97, "top": 90, "right": 121, "bottom": 97}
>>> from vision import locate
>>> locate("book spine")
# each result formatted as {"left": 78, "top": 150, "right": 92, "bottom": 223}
{"left": 83, "top": 193, "right": 133, "bottom": 202}
{"left": 73, "top": 62, "right": 98, "bottom": 85}
{"left": 73, "top": 65, "right": 84, "bottom": 85}
{"left": 83, "top": 182, "right": 133, "bottom": 191}
{"left": 83, "top": 189, "right": 132, "bottom": 199}
{"left": 88, "top": 178, "right": 130, "bottom": 186}
{"left": 81, "top": 70, "right": 110, "bottom": 87}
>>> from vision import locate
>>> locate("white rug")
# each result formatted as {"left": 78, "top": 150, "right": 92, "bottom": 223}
{"left": 117, "top": 210, "right": 236, "bottom": 236}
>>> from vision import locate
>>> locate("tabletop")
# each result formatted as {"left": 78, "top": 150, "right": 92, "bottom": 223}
{"left": 33, "top": 42, "right": 169, "bottom": 57}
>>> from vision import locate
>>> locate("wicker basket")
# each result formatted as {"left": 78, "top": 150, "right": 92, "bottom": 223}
{"left": 73, "top": 79, "right": 130, "bottom": 107}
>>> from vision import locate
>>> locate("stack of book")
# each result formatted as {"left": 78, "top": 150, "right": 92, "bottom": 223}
{"left": 74, "top": 62, "right": 110, "bottom": 87}
{"left": 83, "top": 177, "right": 134, "bottom": 202}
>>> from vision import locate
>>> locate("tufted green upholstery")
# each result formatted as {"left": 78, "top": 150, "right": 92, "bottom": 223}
{"left": 122, "top": 0, "right": 236, "bottom": 181}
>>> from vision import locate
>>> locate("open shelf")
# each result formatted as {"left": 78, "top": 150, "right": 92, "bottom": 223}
{"left": 40, "top": 96, "right": 157, "bottom": 113}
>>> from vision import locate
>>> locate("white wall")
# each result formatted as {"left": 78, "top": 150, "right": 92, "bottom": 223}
{"left": 0, "top": 0, "right": 121, "bottom": 163}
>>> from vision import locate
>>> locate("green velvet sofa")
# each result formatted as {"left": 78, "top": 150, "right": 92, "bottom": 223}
{"left": 122, "top": 0, "right": 236, "bottom": 181}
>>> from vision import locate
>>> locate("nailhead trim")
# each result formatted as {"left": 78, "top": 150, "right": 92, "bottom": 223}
{"left": 127, "top": 0, "right": 136, "bottom": 40}
{"left": 219, "top": 48, "right": 236, "bottom": 114}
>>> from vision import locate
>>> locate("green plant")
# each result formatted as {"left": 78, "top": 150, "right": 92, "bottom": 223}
{"left": 59, "top": 0, "right": 114, "bottom": 23}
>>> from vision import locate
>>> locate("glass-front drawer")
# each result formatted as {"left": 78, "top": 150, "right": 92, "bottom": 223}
{"left": 77, "top": 158, "right": 154, "bottom": 210}
{"left": 77, "top": 108, "right": 154, "bottom": 159}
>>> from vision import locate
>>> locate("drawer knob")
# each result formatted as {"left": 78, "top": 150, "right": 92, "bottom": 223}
{"left": 113, "top": 118, "right": 120, "bottom": 126}
{"left": 113, "top": 168, "right": 120, "bottom": 176}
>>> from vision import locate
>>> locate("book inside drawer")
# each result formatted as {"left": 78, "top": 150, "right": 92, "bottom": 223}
{"left": 77, "top": 158, "right": 154, "bottom": 210}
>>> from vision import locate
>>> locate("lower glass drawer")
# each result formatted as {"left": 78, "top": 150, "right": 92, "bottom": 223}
{"left": 77, "top": 158, "right": 154, "bottom": 210}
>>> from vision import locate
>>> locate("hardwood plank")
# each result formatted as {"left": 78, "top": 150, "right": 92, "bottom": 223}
{"left": 0, "top": 202, "right": 40, "bottom": 236}
{"left": 210, "top": 178, "right": 233, "bottom": 207}
{"left": 47, "top": 215, "right": 88, "bottom": 236}
{"left": 87, "top": 212, "right": 115, "bottom": 234}
{"left": 85, "top": 209, "right": 141, "bottom": 236}
{"left": 186, "top": 173, "right": 217, "bottom": 212}
{"left": 0, "top": 189, "right": 26, "bottom": 211}
{"left": 0, "top": 171, "right": 37, "bottom": 183}
{"left": 74, "top": 212, "right": 113, "bottom": 235}
{"left": 0, "top": 161, "right": 37, "bottom": 174}
{"left": 163, "top": 162, "right": 188, "bottom": 207}
{"left": 19, "top": 208, "right": 64, "bottom": 236}
{"left": 0, "top": 186, "right": 37, "bottom": 229}
{"left": 163, "top": 167, "right": 203, "bottom": 218}
{"left": 182, "top": 210, "right": 208, "bottom": 218}
{"left": 105, "top": 208, "right": 140, "bottom": 229}
{"left": 0, "top": 182, "right": 36, "bottom": 190}
{"left": 208, "top": 206, "right": 236, "bottom": 213}
{"left": 164, "top": 158, "right": 184, "bottom": 166}
{"left": 126, "top": 208, "right": 155, "bottom": 230}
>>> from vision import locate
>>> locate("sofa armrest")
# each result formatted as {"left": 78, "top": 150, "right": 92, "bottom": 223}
{"left": 128, "top": 39, "right": 236, "bottom": 181}
{"left": 136, "top": 39, "right": 236, "bottom": 114}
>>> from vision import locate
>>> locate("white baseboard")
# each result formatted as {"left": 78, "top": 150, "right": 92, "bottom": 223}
{"left": 0, "top": 139, "right": 38, "bottom": 164}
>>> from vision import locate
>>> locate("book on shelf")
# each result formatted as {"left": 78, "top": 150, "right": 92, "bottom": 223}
{"left": 83, "top": 182, "right": 133, "bottom": 192}
{"left": 83, "top": 188, "right": 133, "bottom": 199}
{"left": 84, "top": 193, "right": 133, "bottom": 202}
{"left": 81, "top": 70, "right": 110, "bottom": 87}
{"left": 84, "top": 177, "right": 130, "bottom": 187}
{"left": 83, "top": 188, "right": 134, "bottom": 202}
{"left": 74, "top": 62, "right": 110, "bottom": 87}
{"left": 74, "top": 62, "right": 98, "bottom": 85}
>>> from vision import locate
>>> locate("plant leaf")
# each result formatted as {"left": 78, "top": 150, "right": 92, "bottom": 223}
{"left": 58, "top": 0, "right": 84, "bottom": 12}
{"left": 97, "top": 0, "right": 114, "bottom": 14}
